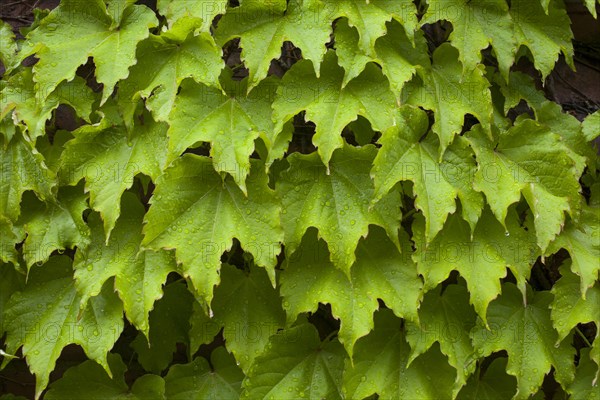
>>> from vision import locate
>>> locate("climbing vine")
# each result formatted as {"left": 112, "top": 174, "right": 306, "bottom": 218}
{"left": 0, "top": 0, "right": 599, "bottom": 399}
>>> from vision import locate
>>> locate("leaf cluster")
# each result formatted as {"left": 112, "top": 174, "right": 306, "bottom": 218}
{"left": 0, "top": 0, "right": 599, "bottom": 399}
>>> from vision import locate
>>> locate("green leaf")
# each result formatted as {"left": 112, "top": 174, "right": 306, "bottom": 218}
{"left": 212, "top": 263, "right": 285, "bottom": 372}
{"left": 348, "top": 116, "right": 376, "bottom": 146}
{"left": 0, "top": 131, "right": 56, "bottom": 222}
{"left": 403, "top": 43, "right": 492, "bottom": 157}
{"left": 0, "top": 217, "right": 20, "bottom": 265}
{"left": 131, "top": 282, "right": 193, "bottom": 374}
{"left": 118, "top": 17, "right": 223, "bottom": 125}
{"left": 0, "top": 114, "right": 16, "bottom": 143}
{"left": 534, "top": 101, "right": 590, "bottom": 174}
{"left": 18, "top": 8, "right": 50, "bottom": 37}
{"left": 25, "top": 0, "right": 158, "bottom": 104}
{"left": 157, "top": 0, "right": 227, "bottom": 31}
{"left": 281, "top": 226, "right": 422, "bottom": 358}
{"left": 73, "top": 192, "right": 177, "bottom": 336}
{"left": 456, "top": 357, "right": 518, "bottom": 400}
{"left": 471, "top": 283, "right": 576, "bottom": 400}
{"left": 0, "top": 20, "right": 18, "bottom": 73}
{"left": 509, "top": 0, "right": 574, "bottom": 80}
{"left": 167, "top": 73, "right": 283, "bottom": 193}
{"left": 593, "top": 339, "right": 600, "bottom": 388}
{"left": 568, "top": 348, "right": 600, "bottom": 399}
{"left": 242, "top": 321, "right": 346, "bottom": 399}
{"left": 590, "top": 165, "right": 600, "bottom": 206}
{"left": 3, "top": 256, "right": 124, "bottom": 399}
{"left": 546, "top": 204, "right": 600, "bottom": 298}
{"left": 142, "top": 155, "right": 282, "bottom": 305}
{"left": 0, "top": 263, "right": 25, "bottom": 335}
{"left": 344, "top": 309, "right": 456, "bottom": 400}
{"left": 372, "top": 105, "right": 483, "bottom": 240}
{"left": 583, "top": 0, "right": 599, "bottom": 18}
{"left": 276, "top": 144, "right": 401, "bottom": 274}
{"left": 215, "top": 0, "right": 332, "bottom": 90}
{"left": 16, "top": 185, "right": 90, "bottom": 269}
{"left": 189, "top": 299, "right": 221, "bottom": 355}
{"left": 1, "top": 68, "right": 96, "bottom": 142}
{"left": 59, "top": 109, "right": 169, "bottom": 239}
{"left": 326, "top": 0, "right": 418, "bottom": 57}
{"left": 406, "top": 284, "right": 477, "bottom": 394}
{"left": 413, "top": 208, "right": 535, "bottom": 323}
{"left": 539, "top": 0, "right": 552, "bottom": 13}
{"left": 466, "top": 118, "right": 581, "bottom": 251}
{"left": 492, "top": 68, "right": 593, "bottom": 172}
{"left": 335, "top": 18, "right": 429, "bottom": 95}
{"left": 260, "top": 118, "right": 295, "bottom": 168}
{"left": 36, "top": 130, "right": 73, "bottom": 174}
{"left": 496, "top": 69, "right": 589, "bottom": 171}
{"left": 495, "top": 70, "right": 547, "bottom": 114}
{"left": 45, "top": 353, "right": 165, "bottom": 400}
{"left": 273, "top": 50, "right": 397, "bottom": 167}
{"left": 422, "top": 0, "right": 515, "bottom": 78}
{"left": 551, "top": 262, "right": 600, "bottom": 343}
{"left": 1, "top": 0, "right": 596, "bottom": 393}
{"left": 550, "top": 257, "right": 600, "bottom": 383}
{"left": 164, "top": 347, "right": 244, "bottom": 399}
{"left": 583, "top": 110, "right": 600, "bottom": 142}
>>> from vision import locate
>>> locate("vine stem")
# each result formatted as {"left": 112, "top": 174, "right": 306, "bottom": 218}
{"left": 322, "top": 330, "right": 338, "bottom": 344}
{"left": 0, "top": 374, "right": 29, "bottom": 386}
{"left": 402, "top": 209, "right": 417, "bottom": 220}
{"left": 574, "top": 327, "right": 592, "bottom": 348}
{"left": 170, "top": 277, "right": 186, "bottom": 285}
